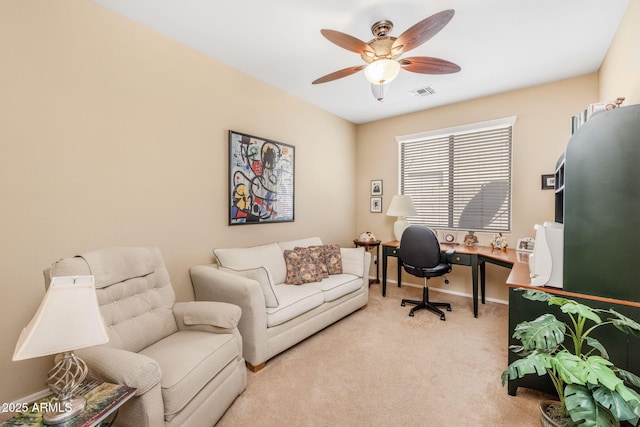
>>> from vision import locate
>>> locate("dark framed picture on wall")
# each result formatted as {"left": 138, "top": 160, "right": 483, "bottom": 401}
{"left": 370, "top": 197, "right": 382, "bottom": 213}
{"left": 228, "top": 130, "right": 295, "bottom": 225}
{"left": 371, "top": 180, "right": 383, "bottom": 196}
{"left": 541, "top": 174, "right": 555, "bottom": 190}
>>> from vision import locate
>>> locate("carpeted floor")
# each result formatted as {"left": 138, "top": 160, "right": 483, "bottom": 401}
{"left": 217, "top": 283, "right": 551, "bottom": 426}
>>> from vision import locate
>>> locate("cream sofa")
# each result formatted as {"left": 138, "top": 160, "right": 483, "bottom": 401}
{"left": 190, "top": 237, "right": 371, "bottom": 371}
{"left": 46, "top": 247, "right": 246, "bottom": 427}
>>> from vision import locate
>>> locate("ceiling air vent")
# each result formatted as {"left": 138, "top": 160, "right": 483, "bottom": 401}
{"left": 410, "top": 86, "right": 436, "bottom": 97}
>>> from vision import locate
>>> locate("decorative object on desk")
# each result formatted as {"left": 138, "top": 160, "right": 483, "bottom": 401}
{"left": 386, "top": 194, "right": 416, "bottom": 241}
{"left": 12, "top": 275, "right": 109, "bottom": 424}
{"left": 489, "top": 232, "right": 508, "bottom": 252}
{"left": 541, "top": 174, "right": 555, "bottom": 190}
{"left": 357, "top": 231, "right": 378, "bottom": 243}
{"left": 370, "top": 197, "right": 382, "bottom": 213}
{"left": 370, "top": 179, "right": 382, "bottom": 196}
{"left": 463, "top": 231, "right": 478, "bottom": 246}
{"left": 502, "top": 289, "right": 640, "bottom": 427}
{"left": 516, "top": 237, "right": 535, "bottom": 252}
{"left": 606, "top": 96, "right": 625, "bottom": 110}
{"left": 441, "top": 231, "right": 458, "bottom": 245}
{"left": 228, "top": 130, "right": 294, "bottom": 225}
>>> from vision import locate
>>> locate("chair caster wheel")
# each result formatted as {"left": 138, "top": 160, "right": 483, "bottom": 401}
{"left": 447, "top": 307, "right": 452, "bottom": 311}
{"left": 401, "top": 302, "right": 406, "bottom": 306}
{"left": 409, "top": 312, "right": 414, "bottom": 317}
{"left": 445, "top": 279, "right": 449, "bottom": 284}
{"left": 440, "top": 315, "right": 446, "bottom": 321}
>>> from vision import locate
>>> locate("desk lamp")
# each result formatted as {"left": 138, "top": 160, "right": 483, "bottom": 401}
{"left": 13, "top": 275, "right": 108, "bottom": 424}
{"left": 386, "top": 195, "right": 417, "bottom": 241}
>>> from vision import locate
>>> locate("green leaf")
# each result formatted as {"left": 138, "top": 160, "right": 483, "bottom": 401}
{"left": 565, "top": 384, "right": 618, "bottom": 427}
{"left": 593, "top": 385, "right": 640, "bottom": 425}
{"left": 521, "top": 289, "right": 553, "bottom": 302}
{"left": 584, "top": 336, "right": 609, "bottom": 359}
{"left": 560, "top": 301, "right": 602, "bottom": 324}
{"left": 512, "top": 313, "right": 566, "bottom": 351}
{"left": 502, "top": 352, "right": 552, "bottom": 385}
{"left": 583, "top": 356, "right": 621, "bottom": 390}
{"left": 607, "top": 310, "right": 640, "bottom": 338}
{"left": 553, "top": 351, "right": 588, "bottom": 385}
{"left": 618, "top": 368, "right": 640, "bottom": 389}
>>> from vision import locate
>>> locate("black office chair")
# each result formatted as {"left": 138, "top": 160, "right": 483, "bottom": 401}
{"left": 399, "top": 225, "right": 453, "bottom": 320}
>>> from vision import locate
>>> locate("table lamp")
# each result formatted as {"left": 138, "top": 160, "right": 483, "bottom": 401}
{"left": 386, "top": 195, "right": 417, "bottom": 241}
{"left": 13, "top": 275, "right": 109, "bottom": 424}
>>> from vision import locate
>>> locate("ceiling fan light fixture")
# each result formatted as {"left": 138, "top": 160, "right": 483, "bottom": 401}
{"left": 364, "top": 59, "right": 400, "bottom": 85}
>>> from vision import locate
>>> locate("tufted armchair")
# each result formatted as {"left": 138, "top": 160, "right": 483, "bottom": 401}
{"left": 45, "top": 247, "right": 246, "bottom": 427}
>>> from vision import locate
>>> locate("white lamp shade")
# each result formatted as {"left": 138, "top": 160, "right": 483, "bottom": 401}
{"left": 13, "top": 275, "right": 109, "bottom": 361}
{"left": 386, "top": 195, "right": 417, "bottom": 217}
{"left": 364, "top": 59, "right": 400, "bottom": 84}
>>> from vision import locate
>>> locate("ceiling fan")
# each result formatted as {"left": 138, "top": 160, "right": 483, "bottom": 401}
{"left": 312, "top": 9, "right": 461, "bottom": 101}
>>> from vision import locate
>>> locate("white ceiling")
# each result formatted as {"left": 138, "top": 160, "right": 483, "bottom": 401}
{"left": 92, "top": 0, "right": 628, "bottom": 124}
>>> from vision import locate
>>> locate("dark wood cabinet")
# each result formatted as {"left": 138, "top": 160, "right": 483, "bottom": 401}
{"left": 508, "top": 105, "right": 640, "bottom": 396}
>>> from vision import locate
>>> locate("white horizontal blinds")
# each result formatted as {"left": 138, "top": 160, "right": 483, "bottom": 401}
{"left": 400, "top": 125, "right": 512, "bottom": 232}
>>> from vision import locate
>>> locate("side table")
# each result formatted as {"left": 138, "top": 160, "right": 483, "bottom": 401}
{"left": 1, "top": 380, "right": 136, "bottom": 427}
{"left": 353, "top": 239, "right": 381, "bottom": 286}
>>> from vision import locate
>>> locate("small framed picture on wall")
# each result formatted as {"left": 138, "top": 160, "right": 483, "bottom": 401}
{"left": 370, "top": 197, "right": 382, "bottom": 213}
{"left": 371, "top": 180, "right": 383, "bottom": 196}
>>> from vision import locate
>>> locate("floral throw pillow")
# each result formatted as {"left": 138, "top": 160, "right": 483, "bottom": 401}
{"left": 284, "top": 248, "right": 324, "bottom": 284}
{"left": 311, "top": 244, "right": 343, "bottom": 275}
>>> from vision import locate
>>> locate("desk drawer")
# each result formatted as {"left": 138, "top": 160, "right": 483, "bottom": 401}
{"left": 451, "top": 253, "right": 472, "bottom": 265}
{"left": 384, "top": 247, "right": 400, "bottom": 257}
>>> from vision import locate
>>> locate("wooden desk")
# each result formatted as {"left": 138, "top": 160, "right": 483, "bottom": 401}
{"left": 382, "top": 240, "right": 517, "bottom": 317}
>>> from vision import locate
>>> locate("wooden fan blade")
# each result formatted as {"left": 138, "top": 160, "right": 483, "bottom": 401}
{"left": 392, "top": 9, "right": 455, "bottom": 55}
{"left": 312, "top": 65, "right": 366, "bottom": 84}
{"left": 399, "top": 56, "right": 461, "bottom": 74}
{"left": 321, "top": 29, "right": 374, "bottom": 55}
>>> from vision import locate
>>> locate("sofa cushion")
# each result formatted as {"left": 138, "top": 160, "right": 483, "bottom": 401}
{"left": 139, "top": 330, "right": 239, "bottom": 417}
{"left": 283, "top": 248, "right": 324, "bottom": 285}
{"left": 311, "top": 244, "right": 343, "bottom": 275}
{"left": 278, "top": 237, "right": 323, "bottom": 252}
{"left": 219, "top": 266, "right": 279, "bottom": 308}
{"left": 308, "top": 247, "right": 330, "bottom": 279}
{"left": 267, "top": 284, "right": 324, "bottom": 327}
{"left": 305, "top": 274, "right": 362, "bottom": 302}
{"left": 214, "top": 243, "right": 287, "bottom": 285}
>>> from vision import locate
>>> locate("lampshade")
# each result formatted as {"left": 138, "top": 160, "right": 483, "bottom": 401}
{"left": 13, "top": 275, "right": 108, "bottom": 361}
{"left": 364, "top": 59, "right": 400, "bottom": 85}
{"left": 386, "top": 195, "right": 417, "bottom": 217}
{"left": 387, "top": 195, "right": 417, "bottom": 241}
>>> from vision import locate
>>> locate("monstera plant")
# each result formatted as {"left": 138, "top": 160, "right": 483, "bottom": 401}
{"left": 502, "top": 289, "right": 640, "bottom": 426}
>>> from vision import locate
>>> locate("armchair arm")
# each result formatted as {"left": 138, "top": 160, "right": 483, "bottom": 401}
{"left": 189, "top": 264, "right": 268, "bottom": 367}
{"left": 76, "top": 345, "right": 161, "bottom": 395}
{"left": 173, "top": 301, "right": 241, "bottom": 332}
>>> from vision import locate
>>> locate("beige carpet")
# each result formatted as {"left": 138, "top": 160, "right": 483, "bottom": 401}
{"left": 217, "top": 284, "right": 551, "bottom": 426}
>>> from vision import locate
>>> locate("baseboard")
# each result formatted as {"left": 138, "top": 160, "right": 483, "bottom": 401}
{"left": 374, "top": 277, "right": 509, "bottom": 305}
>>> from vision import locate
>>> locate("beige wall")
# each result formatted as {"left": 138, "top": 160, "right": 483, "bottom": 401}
{"left": 0, "top": 1, "right": 356, "bottom": 401}
{"left": 599, "top": 0, "right": 640, "bottom": 104}
{"left": 355, "top": 75, "right": 598, "bottom": 302}
{"left": 1, "top": 0, "right": 637, "bottom": 404}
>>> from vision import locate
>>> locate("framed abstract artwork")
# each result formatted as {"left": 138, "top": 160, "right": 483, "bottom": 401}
{"left": 228, "top": 130, "right": 295, "bottom": 225}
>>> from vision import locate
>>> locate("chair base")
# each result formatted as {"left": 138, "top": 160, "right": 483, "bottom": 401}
{"left": 401, "top": 286, "right": 451, "bottom": 321}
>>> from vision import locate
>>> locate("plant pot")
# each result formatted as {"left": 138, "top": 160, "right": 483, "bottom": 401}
{"left": 539, "top": 400, "right": 571, "bottom": 427}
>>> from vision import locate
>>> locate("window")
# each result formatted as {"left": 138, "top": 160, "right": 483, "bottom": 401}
{"left": 396, "top": 117, "right": 515, "bottom": 233}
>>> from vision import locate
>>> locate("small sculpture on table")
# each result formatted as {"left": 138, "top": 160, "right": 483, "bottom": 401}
{"left": 463, "top": 231, "right": 478, "bottom": 247}
{"left": 490, "top": 232, "right": 508, "bottom": 252}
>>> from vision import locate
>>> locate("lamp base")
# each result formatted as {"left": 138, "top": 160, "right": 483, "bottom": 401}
{"left": 393, "top": 219, "right": 409, "bottom": 241}
{"left": 43, "top": 395, "right": 86, "bottom": 424}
